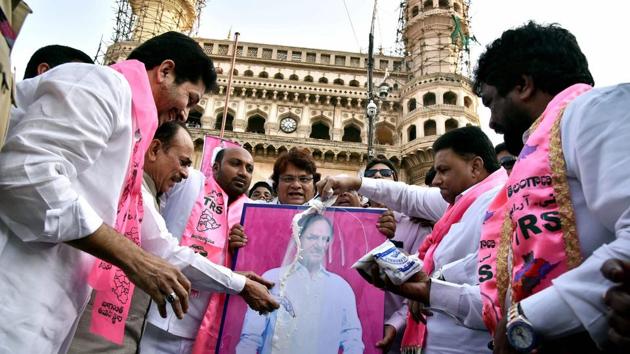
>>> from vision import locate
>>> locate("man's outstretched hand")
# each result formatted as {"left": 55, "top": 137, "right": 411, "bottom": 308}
{"left": 238, "top": 271, "right": 280, "bottom": 315}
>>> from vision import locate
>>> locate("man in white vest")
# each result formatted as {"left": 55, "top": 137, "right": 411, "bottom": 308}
{"left": 140, "top": 145, "right": 272, "bottom": 353}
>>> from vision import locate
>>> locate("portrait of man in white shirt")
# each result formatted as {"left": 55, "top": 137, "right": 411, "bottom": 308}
{"left": 236, "top": 213, "right": 364, "bottom": 354}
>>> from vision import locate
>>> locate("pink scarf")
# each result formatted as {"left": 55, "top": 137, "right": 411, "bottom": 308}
{"left": 188, "top": 179, "right": 247, "bottom": 354}
{"left": 401, "top": 168, "right": 507, "bottom": 353}
{"left": 87, "top": 60, "right": 158, "bottom": 344}
{"left": 479, "top": 84, "right": 591, "bottom": 334}
{"left": 176, "top": 135, "right": 247, "bottom": 353}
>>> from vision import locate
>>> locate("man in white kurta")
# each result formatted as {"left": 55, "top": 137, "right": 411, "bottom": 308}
{"left": 141, "top": 146, "right": 263, "bottom": 353}
{"left": 425, "top": 84, "right": 630, "bottom": 350}
{"left": 318, "top": 126, "right": 506, "bottom": 353}
{"left": 434, "top": 22, "right": 630, "bottom": 351}
{"left": 0, "top": 32, "right": 221, "bottom": 353}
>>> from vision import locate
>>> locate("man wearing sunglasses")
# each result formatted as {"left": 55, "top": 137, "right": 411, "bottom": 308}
{"left": 318, "top": 126, "right": 507, "bottom": 354}
{"left": 495, "top": 143, "right": 517, "bottom": 176}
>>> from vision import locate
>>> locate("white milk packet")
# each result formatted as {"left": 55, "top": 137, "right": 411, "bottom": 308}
{"left": 352, "top": 240, "right": 423, "bottom": 285}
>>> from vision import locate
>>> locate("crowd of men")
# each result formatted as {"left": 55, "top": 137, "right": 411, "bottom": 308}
{"left": 1, "top": 3, "right": 629, "bottom": 353}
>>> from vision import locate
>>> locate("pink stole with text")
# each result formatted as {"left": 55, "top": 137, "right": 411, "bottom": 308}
{"left": 178, "top": 135, "right": 247, "bottom": 353}
{"left": 182, "top": 174, "right": 248, "bottom": 354}
{"left": 401, "top": 168, "right": 507, "bottom": 353}
{"left": 478, "top": 84, "right": 591, "bottom": 334}
{"left": 86, "top": 60, "right": 158, "bottom": 344}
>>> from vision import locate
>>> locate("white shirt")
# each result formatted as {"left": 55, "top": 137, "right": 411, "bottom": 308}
{"left": 145, "top": 169, "right": 247, "bottom": 338}
{"left": 236, "top": 264, "right": 363, "bottom": 354}
{"left": 0, "top": 64, "right": 133, "bottom": 354}
{"left": 360, "top": 178, "right": 500, "bottom": 353}
{"left": 431, "top": 84, "right": 630, "bottom": 347}
{"left": 141, "top": 171, "right": 246, "bottom": 335}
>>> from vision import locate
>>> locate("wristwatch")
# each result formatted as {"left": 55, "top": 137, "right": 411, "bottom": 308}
{"left": 506, "top": 302, "right": 539, "bottom": 352}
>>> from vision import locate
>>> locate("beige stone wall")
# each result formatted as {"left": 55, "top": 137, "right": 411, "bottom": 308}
{"left": 110, "top": 0, "right": 478, "bottom": 187}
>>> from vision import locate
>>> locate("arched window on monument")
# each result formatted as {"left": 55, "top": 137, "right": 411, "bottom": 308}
{"left": 464, "top": 96, "right": 473, "bottom": 108}
{"left": 445, "top": 118, "right": 459, "bottom": 132}
{"left": 244, "top": 70, "right": 254, "bottom": 77}
{"left": 215, "top": 112, "right": 234, "bottom": 131}
{"left": 246, "top": 115, "right": 266, "bottom": 134}
{"left": 424, "top": 120, "right": 437, "bottom": 136}
{"left": 407, "top": 98, "right": 417, "bottom": 112}
{"left": 439, "top": 0, "right": 449, "bottom": 9}
{"left": 423, "top": 92, "right": 436, "bottom": 106}
{"left": 342, "top": 125, "right": 362, "bottom": 143}
{"left": 310, "top": 122, "right": 331, "bottom": 140}
{"left": 408, "top": 125, "right": 417, "bottom": 142}
{"left": 443, "top": 91, "right": 457, "bottom": 105}
{"left": 186, "top": 110, "right": 202, "bottom": 128}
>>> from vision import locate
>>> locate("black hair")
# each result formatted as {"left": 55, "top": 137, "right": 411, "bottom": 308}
{"left": 433, "top": 126, "right": 500, "bottom": 173}
{"left": 271, "top": 147, "right": 320, "bottom": 191}
{"left": 298, "top": 214, "right": 333, "bottom": 240}
{"left": 24, "top": 45, "right": 93, "bottom": 79}
{"left": 424, "top": 166, "right": 436, "bottom": 186}
{"left": 214, "top": 148, "right": 226, "bottom": 165}
{"left": 494, "top": 142, "right": 508, "bottom": 155}
{"left": 248, "top": 181, "right": 273, "bottom": 198}
{"left": 152, "top": 121, "right": 189, "bottom": 150}
{"left": 127, "top": 31, "right": 217, "bottom": 92}
{"left": 364, "top": 158, "right": 399, "bottom": 181}
{"left": 473, "top": 21, "right": 594, "bottom": 97}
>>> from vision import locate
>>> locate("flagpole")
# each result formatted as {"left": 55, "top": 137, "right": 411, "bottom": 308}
{"left": 220, "top": 31, "right": 240, "bottom": 139}
{"left": 366, "top": 0, "right": 378, "bottom": 159}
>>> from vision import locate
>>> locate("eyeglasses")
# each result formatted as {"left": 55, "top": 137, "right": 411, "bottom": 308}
{"left": 500, "top": 156, "right": 517, "bottom": 169}
{"left": 279, "top": 175, "right": 314, "bottom": 185}
{"left": 364, "top": 169, "right": 394, "bottom": 178}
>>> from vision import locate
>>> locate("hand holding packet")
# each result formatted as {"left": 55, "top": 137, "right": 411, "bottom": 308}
{"left": 352, "top": 240, "right": 423, "bottom": 285}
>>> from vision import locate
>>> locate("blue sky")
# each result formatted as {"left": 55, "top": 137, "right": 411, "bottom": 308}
{"left": 10, "top": 0, "right": 630, "bottom": 143}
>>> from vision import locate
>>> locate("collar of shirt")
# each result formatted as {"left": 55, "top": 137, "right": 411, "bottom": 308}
{"left": 294, "top": 261, "right": 332, "bottom": 278}
{"left": 453, "top": 183, "right": 476, "bottom": 204}
{"left": 142, "top": 172, "right": 160, "bottom": 211}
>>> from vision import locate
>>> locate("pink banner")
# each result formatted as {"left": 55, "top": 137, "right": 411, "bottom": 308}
{"left": 200, "top": 135, "right": 239, "bottom": 177}
{"left": 217, "top": 204, "right": 386, "bottom": 354}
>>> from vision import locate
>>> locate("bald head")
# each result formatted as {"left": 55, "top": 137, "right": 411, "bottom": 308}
{"left": 212, "top": 147, "right": 254, "bottom": 201}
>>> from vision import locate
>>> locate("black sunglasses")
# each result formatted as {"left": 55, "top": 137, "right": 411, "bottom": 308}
{"left": 500, "top": 156, "right": 517, "bottom": 169}
{"left": 364, "top": 169, "right": 394, "bottom": 178}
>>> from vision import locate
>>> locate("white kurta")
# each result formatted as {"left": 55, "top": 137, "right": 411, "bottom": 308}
{"left": 359, "top": 178, "right": 500, "bottom": 353}
{"left": 139, "top": 173, "right": 246, "bottom": 297}
{"left": 143, "top": 169, "right": 246, "bottom": 342}
{"left": 0, "top": 63, "right": 133, "bottom": 353}
{"left": 429, "top": 84, "right": 630, "bottom": 347}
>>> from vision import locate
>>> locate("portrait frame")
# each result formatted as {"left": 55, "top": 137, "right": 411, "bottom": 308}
{"left": 216, "top": 203, "right": 387, "bottom": 354}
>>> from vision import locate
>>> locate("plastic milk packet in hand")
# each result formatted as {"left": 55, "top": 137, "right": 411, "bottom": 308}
{"left": 352, "top": 240, "right": 423, "bottom": 285}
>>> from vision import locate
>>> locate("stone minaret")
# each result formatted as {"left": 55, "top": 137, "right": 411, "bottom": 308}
{"left": 104, "top": 0, "right": 200, "bottom": 63}
{"left": 398, "top": 0, "right": 480, "bottom": 185}
{"left": 129, "top": 0, "right": 198, "bottom": 43}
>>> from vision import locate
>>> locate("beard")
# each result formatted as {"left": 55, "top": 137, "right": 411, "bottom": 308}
{"left": 502, "top": 104, "right": 536, "bottom": 156}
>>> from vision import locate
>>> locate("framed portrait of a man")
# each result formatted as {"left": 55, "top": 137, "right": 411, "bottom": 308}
{"left": 216, "top": 204, "right": 386, "bottom": 354}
